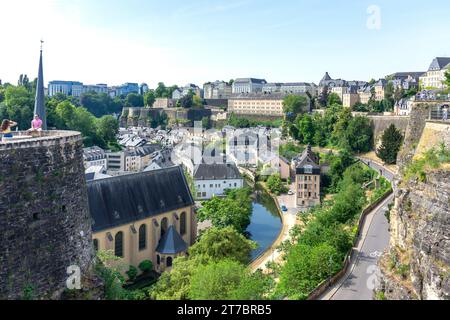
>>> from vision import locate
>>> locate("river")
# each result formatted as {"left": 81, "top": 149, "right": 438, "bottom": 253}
{"left": 247, "top": 186, "right": 283, "bottom": 261}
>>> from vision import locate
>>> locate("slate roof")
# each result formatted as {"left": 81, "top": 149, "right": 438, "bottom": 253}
{"left": 87, "top": 166, "right": 194, "bottom": 232}
{"left": 321, "top": 72, "right": 332, "bottom": 82}
{"left": 156, "top": 226, "right": 188, "bottom": 254}
{"left": 293, "top": 146, "right": 320, "bottom": 174}
{"left": 234, "top": 78, "right": 267, "bottom": 84}
{"left": 428, "top": 57, "right": 450, "bottom": 71}
{"left": 193, "top": 163, "right": 242, "bottom": 180}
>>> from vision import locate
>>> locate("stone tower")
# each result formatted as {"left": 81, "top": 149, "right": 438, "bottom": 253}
{"left": 0, "top": 132, "right": 94, "bottom": 299}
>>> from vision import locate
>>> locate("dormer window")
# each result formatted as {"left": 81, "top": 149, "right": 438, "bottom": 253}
{"left": 304, "top": 165, "right": 313, "bottom": 174}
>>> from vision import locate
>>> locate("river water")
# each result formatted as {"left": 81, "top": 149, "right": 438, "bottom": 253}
{"left": 247, "top": 187, "right": 282, "bottom": 261}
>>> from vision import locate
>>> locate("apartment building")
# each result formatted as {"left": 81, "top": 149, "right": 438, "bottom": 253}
{"left": 419, "top": 57, "right": 450, "bottom": 89}
{"left": 228, "top": 93, "right": 288, "bottom": 117}
{"left": 293, "top": 146, "right": 321, "bottom": 208}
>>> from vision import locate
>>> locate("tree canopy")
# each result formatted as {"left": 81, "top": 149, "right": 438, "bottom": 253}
{"left": 197, "top": 188, "right": 253, "bottom": 234}
{"left": 377, "top": 124, "right": 403, "bottom": 164}
{"left": 189, "top": 227, "right": 257, "bottom": 264}
{"left": 282, "top": 95, "right": 309, "bottom": 116}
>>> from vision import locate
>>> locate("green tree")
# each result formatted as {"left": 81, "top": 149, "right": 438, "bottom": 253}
{"left": 277, "top": 243, "right": 342, "bottom": 300}
{"left": 154, "top": 82, "right": 167, "bottom": 98}
{"left": 189, "top": 227, "right": 257, "bottom": 264}
{"left": 150, "top": 256, "right": 200, "bottom": 300}
{"left": 331, "top": 108, "right": 352, "bottom": 147}
{"left": 377, "top": 124, "right": 403, "bottom": 164}
{"left": 179, "top": 94, "right": 193, "bottom": 108}
{"left": 144, "top": 91, "right": 156, "bottom": 107}
{"left": 445, "top": 69, "right": 450, "bottom": 88}
{"left": 297, "top": 114, "right": 315, "bottom": 144}
{"left": 384, "top": 82, "right": 395, "bottom": 112}
{"left": 327, "top": 93, "right": 342, "bottom": 106}
{"left": 197, "top": 188, "right": 252, "bottom": 234}
{"left": 318, "top": 85, "right": 329, "bottom": 108}
{"left": 125, "top": 93, "right": 144, "bottom": 107}
{"left": 394, "top": 86, "right": 404, "bottom": 104}
{"left": 266, "top": 173, "right": 287, "bottom": 195}
{"left": 96, "top": 115, "right": 119, "bottom": 145}
{"left": 344, "top": 116, "right": 373, "bottom": 153}
{"left": 282, "top": 95, "right": 308, "bottom": 116}
{"left": 193, "top": 95, "right": 203, "bottom": 108}
{"left": 189, "top": 260, "right": 269, "bottom": 300}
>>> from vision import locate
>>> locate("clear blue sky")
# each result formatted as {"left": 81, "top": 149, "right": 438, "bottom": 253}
{"left": 1, "top": 0, "right": 449, "bottom": 87}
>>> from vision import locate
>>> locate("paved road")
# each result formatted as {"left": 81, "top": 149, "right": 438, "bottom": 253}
{"left": 320, "top": 159, "right": 395, "bottom": 300}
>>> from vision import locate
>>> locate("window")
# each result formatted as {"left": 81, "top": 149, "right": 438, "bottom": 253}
{"left": 93, "top": 239, "right": 99, "bottom": 252}
{"left": 180, "top": 212, "right": 187, "bottom": 236}
{"left": 161, "top": 217, "right": 168, "bottom": 238}
{"left": 114, "top": 231, "right": 123, "bottom": 257}
{"left": 157, "top": 255, "right": 160, "bottom": 265}
{"left": 138, "top": 224, "right": 146, "bottom": 251}
{"left": 167, "top": 257, "right": 173, "bottom": 267}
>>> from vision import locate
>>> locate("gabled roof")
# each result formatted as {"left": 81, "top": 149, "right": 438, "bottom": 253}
{"left": 428, "top": 57, "right": 450, "bottom": 71}
{"left": 87, "top": 166, "right": 194, "bottom": 232}
{"left": 294, "top": 145, "right": 320, "bottom": 169}
{"left": 156, "top": 226, "right": 188, "bottom": 254}
{"left": 321, "top": 72, "right": 332, "bottom": 82}
{"left": 193, "top": 163, "right": 242, "bottom": 180}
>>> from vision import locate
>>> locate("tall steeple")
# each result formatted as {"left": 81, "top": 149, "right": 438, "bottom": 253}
{"left": 34, "top": 40, "right": 47, "bottom": 130}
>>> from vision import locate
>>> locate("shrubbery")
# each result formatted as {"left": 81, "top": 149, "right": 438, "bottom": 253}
{"left": 277, "top": 162, "right": 375, "bottom": 299}
{"left": 197, "top": 188, "right": 253, "bottom": 234}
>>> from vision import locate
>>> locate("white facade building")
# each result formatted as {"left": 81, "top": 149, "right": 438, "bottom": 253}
{"left": 193, "top": 163, "right": 243, "bottom": 200}
{"left": 83, "top": 146, "right": 108, "bottom": 169}
{"left": 232, "top": 78, "right": 267, "bottom": 94}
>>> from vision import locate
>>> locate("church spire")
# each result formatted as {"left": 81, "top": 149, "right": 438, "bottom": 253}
{"left": 34, "top": 40, "right": 47, "bottom": 130}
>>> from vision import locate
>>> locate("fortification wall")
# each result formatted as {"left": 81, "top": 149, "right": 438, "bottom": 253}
{"left": 367, "top": 115, "right": 410, "bottom": 143}
{"left": 0, "top": 131, "right": 93, "bottom": 299}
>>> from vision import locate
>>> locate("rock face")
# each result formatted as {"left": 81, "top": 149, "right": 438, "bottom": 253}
{"left": 0, "top": 131, "right": 94, "bottom": 299}
{"left": 378, "top": 103, "right": 450, "bottom": 300}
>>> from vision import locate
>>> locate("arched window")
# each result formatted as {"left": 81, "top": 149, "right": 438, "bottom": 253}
{"left": 93, "top": 239, "right": 99, "bottom": 252}
{"left": 166, "top": 257, "right": 173, "bottom": 267}
{"left": 114, "top": 231, "right": 123, "bottom": 257}
{"left": 180, "top": 212, "right": 187, "bottom": 236}
{"left": 161, "top": 218, "right": 168, "bottom": 238}
{"left": 138, "top": 224, "right": 146, "bottom": 251}
{"left": 157, "top": 255, "right": 160, "bottom": 265}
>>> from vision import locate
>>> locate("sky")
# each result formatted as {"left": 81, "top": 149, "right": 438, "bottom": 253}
{"left": 0, "top": 0, "right": 449, "bottom": 88}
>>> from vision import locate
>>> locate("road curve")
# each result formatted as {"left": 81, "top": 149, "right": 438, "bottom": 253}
{"left": 319, "top": 158, "right": 395, "bottom": 300}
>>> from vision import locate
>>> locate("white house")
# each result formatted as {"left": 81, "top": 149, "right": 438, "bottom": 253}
{"left": 193, "top": 163, "right": 244, "bottom": 200}
{"left": 83, "top": 146, "right": 108, "bottom": 170}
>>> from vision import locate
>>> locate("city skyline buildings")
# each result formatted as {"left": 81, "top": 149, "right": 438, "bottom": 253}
{"left": 0, "top": 0, "right": 449, "bottom": 88}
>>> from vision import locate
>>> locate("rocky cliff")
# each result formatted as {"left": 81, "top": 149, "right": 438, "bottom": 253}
{"left": 378, "top": 103, "right": 450, "bottom": 300}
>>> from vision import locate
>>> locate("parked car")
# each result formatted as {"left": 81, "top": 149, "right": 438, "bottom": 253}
{"left": 287, "top": 190, "right": 294, "bottom": 195}
{"left": 281, "top": 205, "right": 288, "bottom": 212}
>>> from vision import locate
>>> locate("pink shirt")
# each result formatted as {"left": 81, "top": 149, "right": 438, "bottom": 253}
{"left": 32, "top": 118, "right": 43, "bottom": 129}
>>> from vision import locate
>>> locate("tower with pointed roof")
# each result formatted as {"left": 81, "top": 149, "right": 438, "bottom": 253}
{"left": 34, "top": 40, "right": 47, "bottom": 130}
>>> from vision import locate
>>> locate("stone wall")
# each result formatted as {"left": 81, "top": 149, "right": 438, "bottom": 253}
{"left": 120, "top": 107, "right": 213, "bottom": 128}
{"left": 367, "top": 115, "right": 410, "bottom": 144}
{"left": 378, "top": 103, "right": 450, "bottom": 300}
{"left": 0, "top": 131, "right": 94, "bottom": 299}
